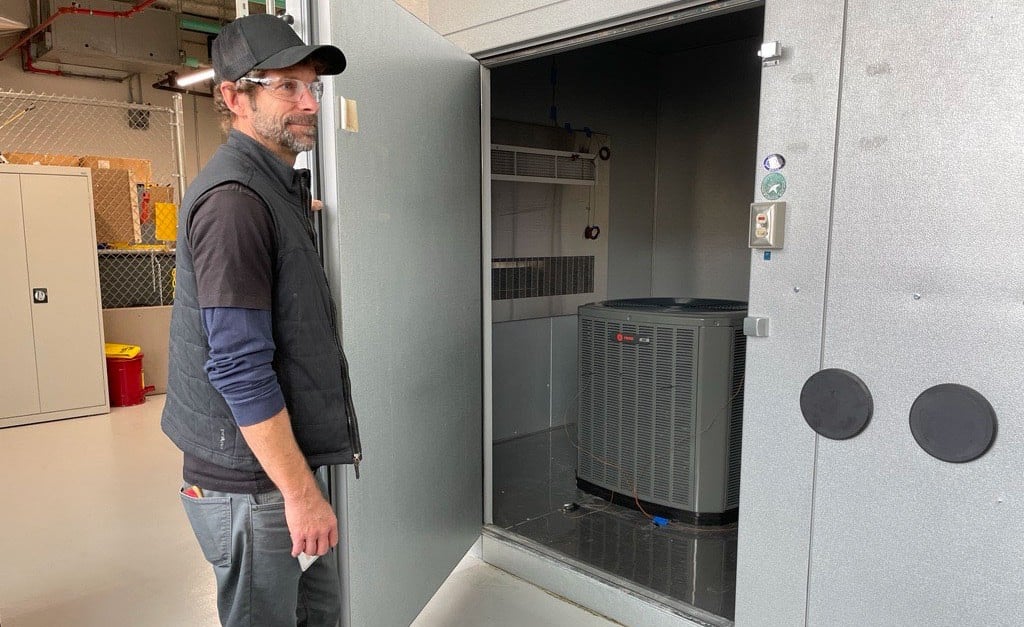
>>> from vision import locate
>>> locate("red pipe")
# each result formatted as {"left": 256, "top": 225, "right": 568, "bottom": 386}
{"left": 0, "top": 0, "right": 159, "bottom": 62}
{"left": 20, "top": 44, "right": 62, "bottom": 76}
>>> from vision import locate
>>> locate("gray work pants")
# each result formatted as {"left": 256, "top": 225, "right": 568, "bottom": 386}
{"left": 179, "top": 478, "right": 341, "bottom": 627}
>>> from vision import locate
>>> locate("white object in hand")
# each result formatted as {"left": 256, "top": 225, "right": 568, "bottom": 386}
{"left": 298, "top": 552, "right": 319, "bottom": 572}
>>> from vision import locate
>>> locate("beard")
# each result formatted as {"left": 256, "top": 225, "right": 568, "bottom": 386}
{"left": 251, "top": 106, "right": 318, "bottom": 154}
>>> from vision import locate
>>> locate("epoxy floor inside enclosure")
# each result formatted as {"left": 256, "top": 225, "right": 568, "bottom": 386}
{"left": 493, "top": 428, "right": 738, "bottom": 620}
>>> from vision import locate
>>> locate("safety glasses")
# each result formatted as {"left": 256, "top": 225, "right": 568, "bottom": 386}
{"left": 239, "top": 76, "right": 324, "bottom": 103}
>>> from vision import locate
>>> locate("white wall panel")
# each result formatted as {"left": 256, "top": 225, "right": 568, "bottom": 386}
{"left": 490, "top": 43, "right": 659, "bottom": 298}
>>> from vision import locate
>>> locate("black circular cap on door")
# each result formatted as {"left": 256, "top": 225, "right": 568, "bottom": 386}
{"left": 909, "top": 384, "right": 996, "bottom": 463}
{"left": 800, "top": 369, "right": 873, "bottom": 440}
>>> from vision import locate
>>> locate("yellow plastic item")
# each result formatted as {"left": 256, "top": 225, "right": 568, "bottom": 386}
{"left": 105, "top": 343, "right": 141, "bottom": 359}
{"left": 155, "top": 202, "right": 178, "bottom": 241}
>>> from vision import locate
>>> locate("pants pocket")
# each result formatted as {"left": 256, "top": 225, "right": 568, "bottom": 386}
{"left": 180, "top": 489, "right": 232, "bottom": 567}
{"left": 250, "top": 493, "right": 292, "bottom": 559}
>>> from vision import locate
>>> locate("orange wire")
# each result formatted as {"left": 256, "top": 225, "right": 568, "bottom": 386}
{"left": 563, "top": 372, "right": 746, "bottom": 523}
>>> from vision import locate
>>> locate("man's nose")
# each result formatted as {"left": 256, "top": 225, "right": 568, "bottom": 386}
{"left": 297, "top": 84, "right": 320, "bottom": 111}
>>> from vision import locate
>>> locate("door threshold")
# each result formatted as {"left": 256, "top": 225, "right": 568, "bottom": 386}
{"left": 481, "top": 525, "right": 732, "bottom": 627}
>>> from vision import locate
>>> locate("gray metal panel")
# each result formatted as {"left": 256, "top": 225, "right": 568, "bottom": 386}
{"left": 47, "top": 0, "right": 118, "bottom": 56}
{"left": 550, "top": 315, "right": 579, "bottom": 428}
{"left": 693, "top": 326, "right": 736, "bottom": 513}
{"left": 321, "top": 2, "right": 482, "bottom": 626}
{"left": 435, "top": 0, "right": 712, "bottom": 57}
{"left": 806, "top": 2, "right": 1024, "bottom": 625}
{"left": 115, "top": 6, "right": 178, "bottom": 65}
{"left": 493, "top": 317, "right": 552, "bottom": 440}
{"left": 733, "top": 1, "right": 846, "bottom": 625}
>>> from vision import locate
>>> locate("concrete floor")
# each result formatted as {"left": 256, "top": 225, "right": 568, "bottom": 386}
{"left": 0, "top": 396, "right": 615, "bottom": 627}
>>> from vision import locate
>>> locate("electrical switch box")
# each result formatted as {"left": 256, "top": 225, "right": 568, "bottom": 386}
{"left": 749, "top": 201, "right": 786, "bottom": 249}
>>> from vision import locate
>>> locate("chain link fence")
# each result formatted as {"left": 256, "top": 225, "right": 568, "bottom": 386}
{"left": 0, "top": 89, "right": 183, "bottom": 308}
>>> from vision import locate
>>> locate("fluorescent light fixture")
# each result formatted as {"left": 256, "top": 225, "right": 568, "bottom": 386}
{"left": 176, "top": 68, "right": 215, "bottom": 87}
{"left": 0, "top": 17, "right": 29, "bottom": 34}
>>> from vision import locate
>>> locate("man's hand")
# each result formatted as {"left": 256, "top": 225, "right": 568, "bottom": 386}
{"left": 284, "top": 487, "right": 338, "bottom": 557}
{"left": 238, "top": 408, "right": 339, "bottom": 557}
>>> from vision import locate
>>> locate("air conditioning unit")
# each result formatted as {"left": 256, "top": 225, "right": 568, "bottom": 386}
{"left": 577, "top": 298, "right": 747, "bottom": 525}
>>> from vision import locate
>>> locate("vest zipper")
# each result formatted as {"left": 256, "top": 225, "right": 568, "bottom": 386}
{"left": 329, "top": 297, "right": 363, "bottom": 477}
{"left": 303, "top": 178, "right": 363, "bottom": 477}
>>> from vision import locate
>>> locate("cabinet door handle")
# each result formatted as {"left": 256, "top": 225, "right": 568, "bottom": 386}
{"left": 32, "top": 288, "right": 48, "bottom": 303}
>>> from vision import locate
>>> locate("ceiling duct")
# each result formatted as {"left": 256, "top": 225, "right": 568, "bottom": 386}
{"left": 1, "top": 0, "right": 227, "bottom": 78}
{"left": 30, "top": 1, "right": 181, "bottom": 74}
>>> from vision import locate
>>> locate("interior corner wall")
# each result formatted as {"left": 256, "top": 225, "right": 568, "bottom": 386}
{"left": 492, "top": 315, "right": 577, "bottom": 441}
{"left": 490, "top": 43, "right": 660, "bottom": 299}
{"left": 0, "top": 34, "right": 222, "bottom": 185}
{"left": 651, "top": 35, "right": 761, "bottom": 300}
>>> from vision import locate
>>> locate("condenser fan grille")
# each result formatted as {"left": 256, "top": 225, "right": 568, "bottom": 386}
{"left": 577, "top": 299, "right": 746, "bottom": 522}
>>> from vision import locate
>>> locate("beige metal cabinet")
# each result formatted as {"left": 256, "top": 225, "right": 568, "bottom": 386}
{"left": 0, "top": 165, "right": 108, "bottom": 427}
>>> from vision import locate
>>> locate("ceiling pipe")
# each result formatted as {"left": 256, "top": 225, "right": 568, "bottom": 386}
{"left": 155, "top": 0, "right": 233, "bottom": 21}
{"left": 0, "top": 0, "right": 160, "bottom": 62}
{"left": 19, "top": 44, "right": 60, "bottom": 76}
{"left": 179, "top": 17, "right": 220, "bottom": 34}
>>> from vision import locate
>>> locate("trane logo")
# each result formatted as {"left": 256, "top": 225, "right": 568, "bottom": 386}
{"left": 610, "top": 332, "right": 651, "bottom": 345}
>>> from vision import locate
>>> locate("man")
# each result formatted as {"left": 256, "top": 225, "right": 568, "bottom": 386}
{"left": 161, "top": 13, "right": 361, "bottom": 627}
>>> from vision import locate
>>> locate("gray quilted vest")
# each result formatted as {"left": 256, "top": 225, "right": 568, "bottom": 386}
{"left": 161, "top": 130, "right": 361, "bottom": 471}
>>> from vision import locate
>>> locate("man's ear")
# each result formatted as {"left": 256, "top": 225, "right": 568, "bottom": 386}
{"left": 220, "top": 81, "right": 250, "bottom": 117}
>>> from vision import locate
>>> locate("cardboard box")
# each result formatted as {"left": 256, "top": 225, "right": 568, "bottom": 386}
{"left": 79, "top": 155, "right": 152, "bottom": 185}
{"left": 2, "top": 151, "right": 80, "bottom": 166}
{"left": 146, "top": 184, "right": 175, "bottom": 204}
{"left": 91, "top": 168, "right": 141, "bottom": 244}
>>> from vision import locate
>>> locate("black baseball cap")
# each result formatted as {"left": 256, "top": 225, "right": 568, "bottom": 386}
{"left": 212, "top": 14, "right": 346, "bottom": 82}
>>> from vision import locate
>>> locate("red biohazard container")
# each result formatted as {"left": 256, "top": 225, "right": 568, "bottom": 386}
{"left": 106, "top": 353, "right": 156, "bottom": 407}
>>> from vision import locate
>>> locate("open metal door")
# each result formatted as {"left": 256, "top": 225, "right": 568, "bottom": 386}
{"left": 803, "top": 2, "right": 1024, "bottom": 625}
{"left": 314, "top": 2, "right": 483, "bottom": 626}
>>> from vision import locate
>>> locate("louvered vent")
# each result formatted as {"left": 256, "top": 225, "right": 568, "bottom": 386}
{"left": 577, "top": 298, "right": 746, "bottom": 524}
{"left": 491, "top": 144, "right": 597, "bottom": 185}
{"left": 670, "top": 329, "right": 695, "bottom": 506}
{"left": 491, "top": 149, "right": 515, "bottom": 176}
{"left": 578, "top": 317, "right": 599, "bottom": 485}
